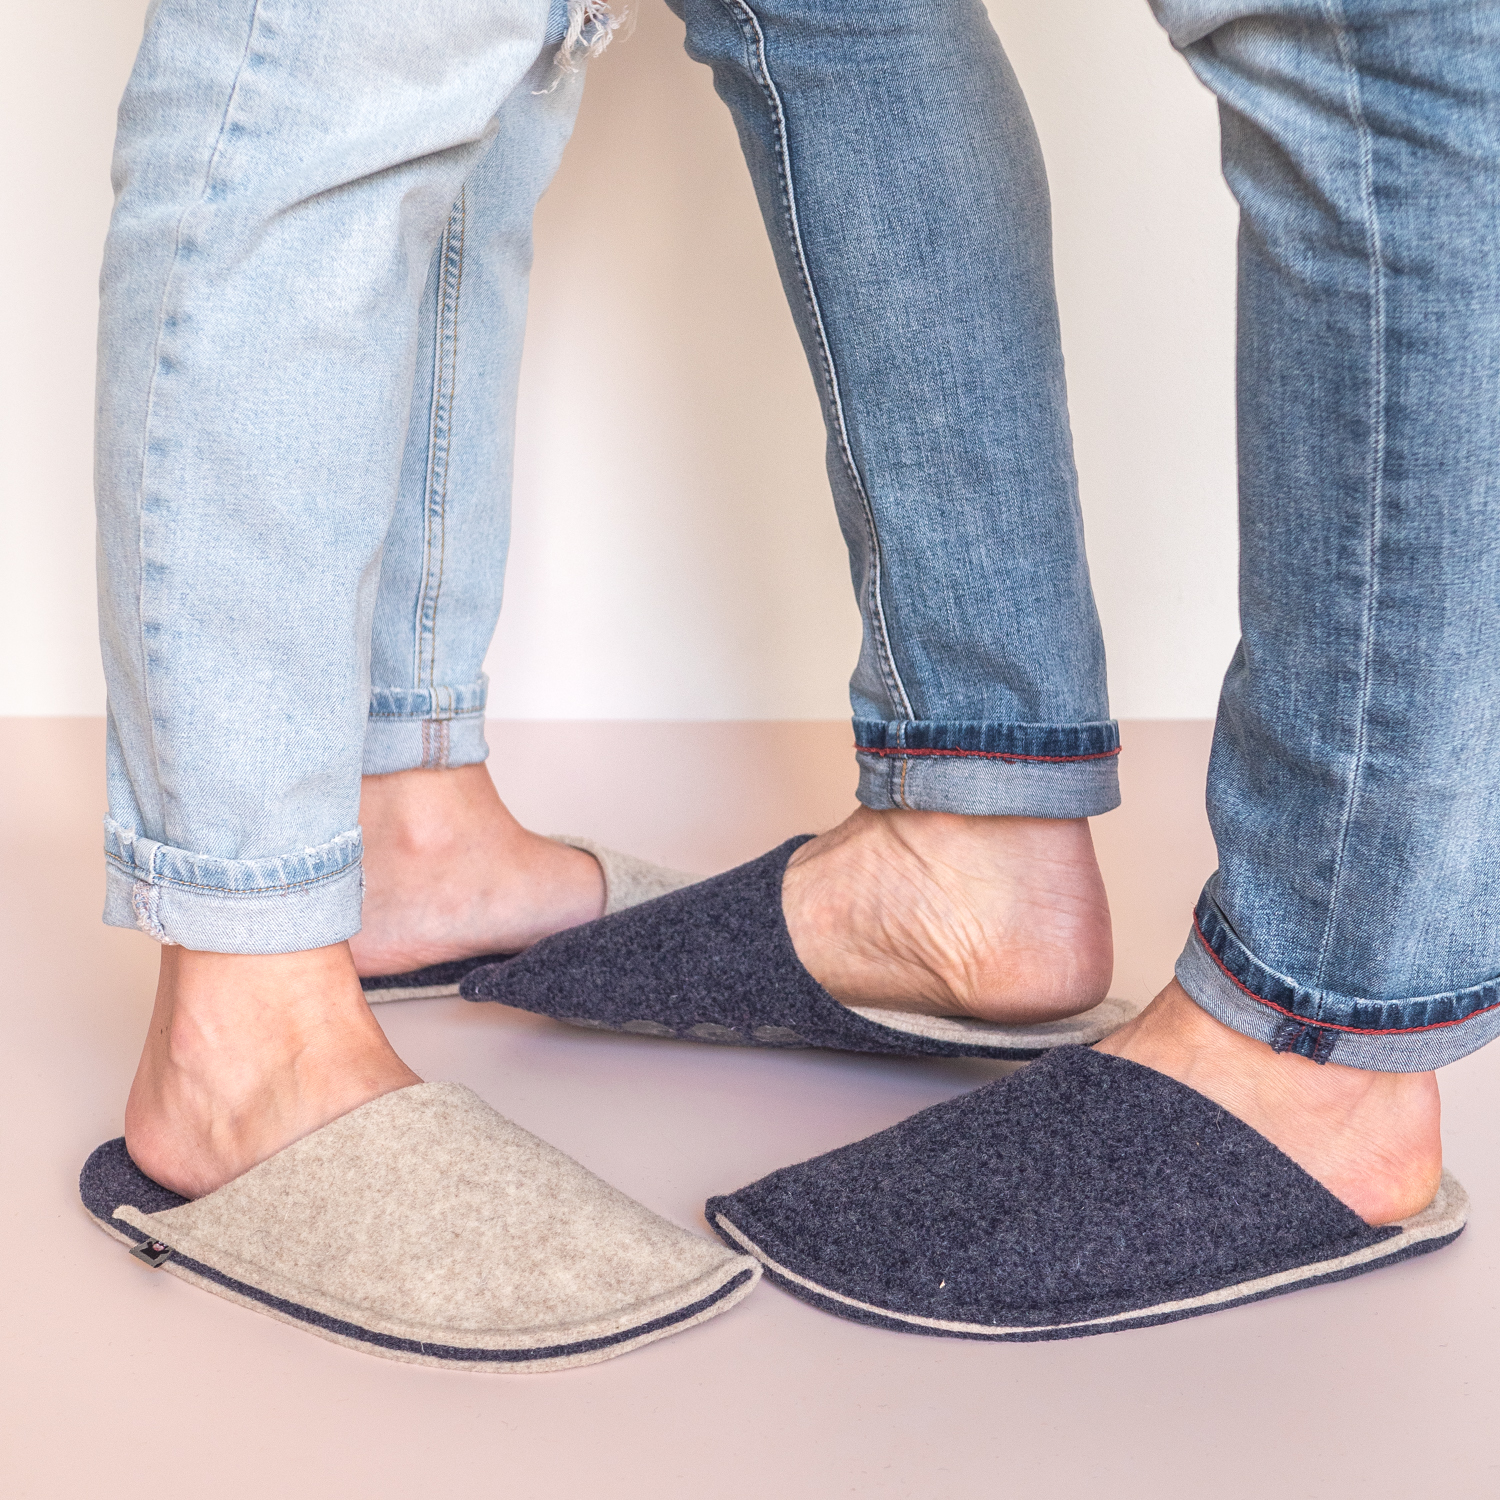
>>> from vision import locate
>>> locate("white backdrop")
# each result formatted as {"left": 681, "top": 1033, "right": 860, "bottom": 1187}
{"left": 0, "top": 0, "right": 1237, "bottom": 720}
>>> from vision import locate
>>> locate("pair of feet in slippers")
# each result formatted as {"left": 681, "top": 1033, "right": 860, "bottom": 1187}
{"left": 85, "top": 803, "right": 1460, "bottom": 1368}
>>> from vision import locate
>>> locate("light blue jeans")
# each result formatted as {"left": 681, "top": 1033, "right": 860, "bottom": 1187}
{"left": 99, "top": 0, "right": 584, "bottom": 951}
{"left": 99, "top": 0, "right": 1500, "bottom": 1071}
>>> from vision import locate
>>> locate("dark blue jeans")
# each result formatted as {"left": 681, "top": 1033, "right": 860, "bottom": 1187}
{"left": 679, "top": 0, "right": 1500, "bottom": 1070}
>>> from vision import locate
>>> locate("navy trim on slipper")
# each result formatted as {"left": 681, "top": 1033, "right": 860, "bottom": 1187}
{"left": 706, "top": 1046, "right": 1466, "bottom": 1340}
{"left": 460, "top": 838, "right": 1123, "bottom": 1060}
{"left": 80, "top": 1139, "right": 754, "bottom": 1366}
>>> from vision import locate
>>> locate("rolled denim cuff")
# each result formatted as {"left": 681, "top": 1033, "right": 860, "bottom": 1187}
{"left": 363, "top": 676, "right": 490, "bottom": 775}
{"left": 1176, "top": 888, "right": 1500, "bottom": 1072}
{"left": 103, "top": 818, "right": 364, "bottom": 954}
{"left": 854, "top": 719, "right": 1121, "bottom": 818}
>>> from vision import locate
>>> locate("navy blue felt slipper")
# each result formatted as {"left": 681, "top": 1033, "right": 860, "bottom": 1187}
{"left": 460, "top": 837, "right": 1134, "bottom": 1059}
{"left": 704, "top": 1045, "right": 1466, "bottom": 1340}
{"left": 361, "top": 836, "right": 699, "bottom": 1003}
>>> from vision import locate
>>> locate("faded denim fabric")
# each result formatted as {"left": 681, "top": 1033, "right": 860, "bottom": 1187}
{"left": 98, "top": 0, "right": 1122, "bottom": 958}
{"left": 691, "top": 0, "right": 1500, "bottom": 1067}
{"left": 1152, "top": 0, "right": 1500, "bottom": 1069}
{"left": 97, "top": 0, "right": 583, "bottom": 951}
{"left": 670, "top": 0, "right": 1120, "bottom": 819}
{"left": 362, "top": 75, "right": 585, "bottom": 781}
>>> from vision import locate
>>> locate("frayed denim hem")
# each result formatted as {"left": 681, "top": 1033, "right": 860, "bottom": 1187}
{"left": 102, "top": 819, "right": 364, "bottom": 954}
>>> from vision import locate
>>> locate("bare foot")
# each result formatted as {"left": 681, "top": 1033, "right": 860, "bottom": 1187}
{"left": 1096, "top": 980, "right": 1441, "bottom": 1225}
{"left": 781, "top": 807, "right": 1112, "bottom": 1023}
{"left": 351, "top": 765, "right": 604, "bottom": 977}
{"left": 125, "top": 944, "right": 421, "bottom": 1198}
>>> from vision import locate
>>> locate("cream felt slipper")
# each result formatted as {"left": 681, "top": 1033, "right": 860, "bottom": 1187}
{"left": 361, "top": 836, "right": 700, "bottom": 1003}
{"left": 80, "top": 1083, "right": 758, "bottom": 1371}
{"left": 464, "top": 838, "right": 1136, "bottom": 1059}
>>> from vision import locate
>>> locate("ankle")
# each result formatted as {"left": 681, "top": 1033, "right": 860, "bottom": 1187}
{"left": 360, "top": 764, "right": 523, "bottom": 857}
{"left": 145, "top": 944, "right": 384, "bottom": 1064}
{"left": 353, "top": 767, "right": 605, "bottom": 974}
{"left": 126, "top": 944, "right": 419, "bottom": 1197}
{"left": 783, "top": 806, "right": 1112, "bottom": 1022}
{"left": 1098, "top": 982, "right": 1442, "bottom": 1225}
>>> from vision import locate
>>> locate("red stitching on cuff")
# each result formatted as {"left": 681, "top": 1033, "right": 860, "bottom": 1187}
{"left": 855, "top": 744, "right": 1121, "bottom": 765}
{"left": 1191, "top": 912, "right": 1500, "bottom": 1037}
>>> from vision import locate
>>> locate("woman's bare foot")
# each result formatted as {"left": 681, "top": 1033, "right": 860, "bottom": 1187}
{"left": 781, "top": 807, "right": 1112, "bottom": 1023}
{"left": 351, "top": 765, "right": 604, "bottom": 977}
{"left": 125, "top": 944, "right": 421, "bottom": 1199}
{"left": 1096, "top": 980, "right": 1442, "bottom": 1225}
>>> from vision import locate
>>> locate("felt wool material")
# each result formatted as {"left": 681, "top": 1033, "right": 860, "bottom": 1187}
{"left": 566, "top": 835, "right": 701, "bottom": 912}
{"left": 463, "top": 837, "right": 1134, "bottom": 1058}
{"left": 80, "top": 1083, "right": 758, "bottom": 1371}
{"left": 362, "top": 836, "right": 699, "bottom": 1002}
{"left": 706, "top": 1046, "right": 1467, "bottom": 1341}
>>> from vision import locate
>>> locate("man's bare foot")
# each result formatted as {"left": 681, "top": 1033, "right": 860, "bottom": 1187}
{"left": 351, "top": 765, "right": 604, "bottom": 977}
{"left": 1096, "top": 980, "right": 1441, "bottom": 1225}
{"left": 782, "top": 807, "right": 1112, "bottom": 1023}
{"left": 125, "top": 944, "right": 421, "bottom": 1198}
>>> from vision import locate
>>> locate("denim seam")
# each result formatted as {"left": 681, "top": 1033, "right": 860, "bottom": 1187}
{"left": 419, "top": 718, "right": 452, "bottom": 770}
{"left": 133, "top": 0, "right": 267, "bottom": 821}
{"left": 414, "top": 188, "right": 466, "bottom": 726}
{"left": 714, "top": 0, "right": 914, "bottom": 723}
{"left": 857, "top": 745, "right": 1122, "bottom": 765}
{"left": 367, "top": 708, "right": 485, "bottom": 721}
{"left": 1194, "top": 911, "right": 1500, "bottom": 1038}
{"left": 1309, "top": 0, "right": 1388, "bottom": 992}
{"left": 131, "top": 880, "right": 174, "bottom": 944}
{"left": 105, "top": 852, "right": 361, "bottom": 897}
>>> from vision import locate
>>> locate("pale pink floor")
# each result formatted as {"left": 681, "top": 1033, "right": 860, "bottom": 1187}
{"left": 4, "top": 719, "right": 1496, "bottom": 1499}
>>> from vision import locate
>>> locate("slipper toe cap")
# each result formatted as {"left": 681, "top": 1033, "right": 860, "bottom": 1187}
{"left": 83, "top": 1083, "right": 758, "bottom": 1369}
{"left": 708, "top": 1047, "right": 1454, "bottom": 1339}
